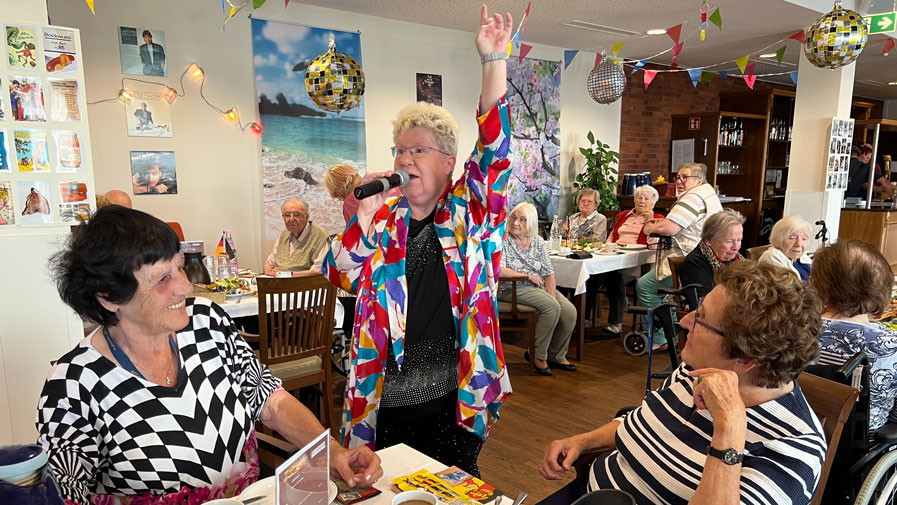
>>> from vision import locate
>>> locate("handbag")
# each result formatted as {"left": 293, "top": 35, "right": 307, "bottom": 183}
{"left": 566, "top": 250, "right": 593, "bottom": 260}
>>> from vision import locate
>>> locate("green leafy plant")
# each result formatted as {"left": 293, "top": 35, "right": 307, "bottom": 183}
{"left": 573, "top": 131, "right": 620, "bottom": 211}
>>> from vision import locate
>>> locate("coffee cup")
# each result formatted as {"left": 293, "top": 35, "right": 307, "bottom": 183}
{"left": 391, "top": 490, "right": 438, "bottom": 505}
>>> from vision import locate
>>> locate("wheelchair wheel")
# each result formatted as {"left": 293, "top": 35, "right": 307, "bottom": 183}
{"left": 623, "top": 331, "right": 648, "bottom": 356}
{"left": 330, "top": 332, "right": 350, "bottom": 377}
{"left": 855, "top": 450, "right": 897, "bottom": 505}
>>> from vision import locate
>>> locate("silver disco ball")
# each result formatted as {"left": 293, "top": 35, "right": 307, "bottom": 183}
{"left": 804, "top": 3, "right": 868, "bottom": 69}
{"left": 587, "top": 59, "right": 626, "bottom": 104}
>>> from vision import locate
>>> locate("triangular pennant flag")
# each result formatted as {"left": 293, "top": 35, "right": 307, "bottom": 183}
{"left": 285, "top": 0, "right": 290, "bottom": 6}
{"left": 611, "top": 42, "right": 626, "bottom": 58}
{"left": 672, "top": 42, "right": 684, "bottom": 57}
{"left": 670, "top": 61, "right": 679, "bottom": 70}
{"left": 744, "top": 74, "right": 757, "bottom": 89}
{"left": 709, "top": 8, "right": 722, "bottom": 29}
{"left": 667, "top": 24, "right": 683, "bottom": 44}
{"left": 644, "top": 70, "right": 658, "bottom": 89}
{"left": 514, "top": 30, "right": 521, "bottom": 48}
{"left": 520, "top": 2, "right": 531, "bottom": 35}
{"left": 745, "top": 62, "right": 755, "bottom": 76}
{"left": 789, "top": 71, "right": 798, "bottom": 85}
{"left": 564, "top": 50, "right": 578, "bottom": 69}
{"left": 789, "top": 30, "right": 805, "bottom": 43}
{"left": 518, "top": 43, "right": 533, "bottom": 63}
{"left": 222, "top": 0, "right": 228, "bottom": 15}
{"left": 775, "top": 46, "right": 787, "bottom": 64}
{"left": 719, "top": 70, "right": 728, "bottom": 81}
{"left": 883, "top": 39, "right": 896, "bottom": 56}
{"left": 631, "top": 60, "right": 646, "bottom": 74}
{"left": 735, "top": 55, "right": 750, "bottom": 73}
{"left": 506, "top": 41, "right": 513, "bottom": 58}
{"left": 701, "top": 71, "right": 717, "bottom": 84}
{"left": 688, "top": 69, "right": 702, "bottom": 87}
{"left": 253, "top": 0, "right": 267, "bottom": 8}
{"left": 595, "top": 52, "right": 603, "bottom": 66}
{"left": 85, "top": 0, "right": 95, "bottom": 14}
{"left": 223, "top": 5, "right": 238, "bottom": 31}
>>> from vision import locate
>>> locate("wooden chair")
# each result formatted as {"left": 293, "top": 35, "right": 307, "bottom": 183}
{"left": 257, "top": 274, "right": 336, "bottom": 429}
{"left": 796, "top": 371, "right": 860, "bottom": 505}
{"left": 166, "top": 221, "right": 185, "bottom": 241}
{"left": 746, "top": 244, "right": 771, "bottom": 260}
{"left": 497, "top": 272, "right": 538, "bottom": 375}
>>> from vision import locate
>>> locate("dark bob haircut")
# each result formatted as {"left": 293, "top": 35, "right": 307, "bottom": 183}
{"left": 810, "top": 239, "right": 893, "bottom": 318}
{"left": 51, "top": 206, "right": 180, "bottom": 326}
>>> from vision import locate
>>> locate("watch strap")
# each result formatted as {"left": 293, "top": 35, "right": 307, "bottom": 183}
{"left": 481, "top": 51, "right": 507, "bottom": 64}
{"left": 707, "top": 445, "right": 744, "bottom": 465}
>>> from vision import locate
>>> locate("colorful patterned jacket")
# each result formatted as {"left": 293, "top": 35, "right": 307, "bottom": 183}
{"left": 323, "top": 97, "right": 513, "bottom": 449}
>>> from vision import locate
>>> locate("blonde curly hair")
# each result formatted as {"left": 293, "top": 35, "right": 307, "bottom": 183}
{"left": 324, "top": 164, "right": 362, "bottom": 200}
{"left": 392, "top": 102, "right": 460, "bottom": 156}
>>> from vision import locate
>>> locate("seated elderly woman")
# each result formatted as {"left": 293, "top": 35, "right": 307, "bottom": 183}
{"left": 678, "top": 208, "right": 745, "bottom": 311}
{"left": 566, "top": 188, "right": 607, "bottom": 242}
{"left": 538, "top": 260, "right": 826, "bottom": 505}
{"left": 38, "top": 206, "right": 381, "bottom": 504}
{"left": 598, "top": 185, "right": 664, "bottom": 334}
{"left": 499, "top": 202, "right": 577, "bottom": 376}
{"left": 325, "top": 163, "right": 362, "bottom": 225}
{"left": 758, "top": 215, "right": 812, "bottom": 280}
{"left": 811, "top": 239, "right": 897, "bottom": 431}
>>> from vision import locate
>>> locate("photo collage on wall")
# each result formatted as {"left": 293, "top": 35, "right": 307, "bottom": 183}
{"left": 1, "top": 23, "right": 91, "bottom": 226}
{"left": 825, "top": 117, "right": 854, "bottom": 192}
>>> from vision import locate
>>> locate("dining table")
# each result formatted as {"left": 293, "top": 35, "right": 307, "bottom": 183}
{"left": 213, "top": 284, "right": 344, "bottom": 328}
{"left": 549, "top": 248, "right": 655, "bottom": 360}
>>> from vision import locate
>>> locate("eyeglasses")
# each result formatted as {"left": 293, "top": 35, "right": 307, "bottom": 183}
{"left": 510, "top": 215, "right": 527, "bottom": 223}
{"left": 282, "top": 212, "right": 307, "bottom": 219}
{"left": 675, "top": 174, "right": 700, "bottom": 182}
{"left": 688, "top": 299, "right": 727, "bottom": 338}
{"left": 391, "top": 145, "right": 450, "bottom": 158}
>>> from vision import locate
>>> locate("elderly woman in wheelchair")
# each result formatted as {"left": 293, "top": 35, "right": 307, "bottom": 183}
{"left": 537, "top": 261, "right": 827, "bottom": 505}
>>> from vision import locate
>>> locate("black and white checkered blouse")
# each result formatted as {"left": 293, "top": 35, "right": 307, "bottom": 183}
{"left": 35, "top": 297, "right": 280, "bottom": 504}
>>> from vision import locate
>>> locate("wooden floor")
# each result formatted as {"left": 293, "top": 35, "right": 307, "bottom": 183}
{"left": 328, "top": 314, "right": 675, "bottom": 503}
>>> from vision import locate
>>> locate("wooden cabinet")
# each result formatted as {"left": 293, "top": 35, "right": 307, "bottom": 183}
{"left": 839, "top": 209, "right": 897, "bottom": 273}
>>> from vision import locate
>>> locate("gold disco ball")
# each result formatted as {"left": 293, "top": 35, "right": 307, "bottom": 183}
{"left": 804, "top": 2, "right": 868, "bottom": 69}
{"left": 587, "top": 56, "right": 626, "bottom": 105}
{"left": 305, "top": 34, "right": 365, "bottom": 114}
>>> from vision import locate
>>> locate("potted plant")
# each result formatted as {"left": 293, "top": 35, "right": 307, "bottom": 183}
{"left": 573, "top": 131, "right": 620, "bottom": 211}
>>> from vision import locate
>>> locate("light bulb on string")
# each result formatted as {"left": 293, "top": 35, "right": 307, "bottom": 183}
{"left": 225, "top": 107, "right": 238, "bottom": 122}
{"left": 250, "top": 122, "right": 262, "bottom": 134}
{"left": 118, "top": 88, "right": 133, "bottom": 103}
{"left": 162, "top": 87, "right": 178, "bottom": 104}
{"left": 187, "top": 63, "right": 204, "bottom": 81}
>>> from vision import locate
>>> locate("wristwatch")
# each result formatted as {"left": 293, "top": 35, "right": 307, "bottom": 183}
{"left": 707, "top": 445, "right": 744, "bottom": 465}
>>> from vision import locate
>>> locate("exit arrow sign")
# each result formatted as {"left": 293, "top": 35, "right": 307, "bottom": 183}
{"left": 865, "top": 12, "right": 896, "bottom": 34}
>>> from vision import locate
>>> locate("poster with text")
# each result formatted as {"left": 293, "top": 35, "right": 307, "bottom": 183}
{"left": 53, "top": 130, "right": 83, "bottom": 172}
{"left": 58, "top": 181, "right": 90, "bottom": 223}
{"left": 251, "top": 18, "right": 366, "bottom": 238}
{"left": 0, "top": 130, "right": 9, "bottom": 171}
{"left": 416, "top": 73, "right": 442, "bottom": 106}
{"left": 6, "top": 25, "right": 38, "bottom": 70}
{"left": 0, "top": 181, "right": 13, "bottom": 225}
{"left": 17, "top": 180, "right": 52, "bottom": 224}
{"left": 48, "top": 79, "right": 80, "bottom": 122}
{"left": 14, "top": 129, "right": 50, "bottom": 172}
{"left": 130, "top": 151, "right": 177, "bottom": 195}
{"left": 119, "top": 27, "right": 167, "bottom": 77}
{"left": 125, "top": 90, "right": 172, "bottom": 137}
{"left": 9, "top": 75, "right": 46, "bottom": 122}
{"left": 43, "top": 27, "right": 77, "bottom": 72}
{"left": 506, "top": 57, "right": 561, "bottom": 219}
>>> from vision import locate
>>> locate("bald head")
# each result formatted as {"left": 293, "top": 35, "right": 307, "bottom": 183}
{"left": 105, "top": 190, "right": 132, "bottom": 209}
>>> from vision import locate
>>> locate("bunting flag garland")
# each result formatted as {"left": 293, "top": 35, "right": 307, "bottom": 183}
{"left": 688, "top": 68, "right": 702, "bottom": 87}
{"left": 789, "top": 71, "right": 798, "bottom": 85}
{"left": 709, "top": 8, "right": 722, "bottom": 29}
{"left": 775, "top": 45, "right": 787, "bottom": 63}
{"left": 672, "top": 42, "right": 684, "bottom": 57}
{"left": 883, "top": 39, "right": 896, "bottom": 56}
{"left": 222, "top": 0, "right": 228, "bottom": 14}
{"left": 631, "top": 60, "right": 646, "bottom": 74}
{"left": 595, "top": 52, "right": 603, "bottom": 66}
{"left": 719, "top": 70, "right": 728, "bottom": 81}
{"left": 224, "top": 5, "right": 238, "bottom": 29}
{"left": 611, "top": 42, "right": 626, "bottom": 58}
{"left": 789, "top": 30, "right": 805, "bottom": 43}
{"left": 667, "top": 24, "right": 683, "bottom": 44}
{"left": 701, "top": 71, "right": 716, "bottom": 83}
{"left": 743, "top": 62, "right": 756, "bottom": 89}
{"left": 734, "top": 55, "right": 750, "bottom": 73}
{"left": 253, "top": 0, "right": 266, "bottom": 8}
{"left": 507, "top": 2, "right": 531, "bottom": 57}
{"left": 644, "top": 70, "right": 658, "bottom": 89}
{"left": 518, "top": 43, "right": 533, "bottom": 63}
{"left": 85, "top": 0, "right": 95, "bottom": 14}
{"left": 564, "top": 50, "right": 578, "bottom": 69}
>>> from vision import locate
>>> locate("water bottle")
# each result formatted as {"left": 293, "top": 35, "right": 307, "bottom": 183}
{"left": 549, "top": 215, "right": 560, "bottom": 251}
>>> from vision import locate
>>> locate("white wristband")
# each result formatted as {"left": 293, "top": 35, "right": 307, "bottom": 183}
{"left": 481, "top": 51, "right": 507, "bottom": 64}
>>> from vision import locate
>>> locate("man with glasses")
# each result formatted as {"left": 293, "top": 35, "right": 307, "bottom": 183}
{"left": 636, "top": 162, "right": 722, "bottom": 350}
{"left": 263, "top": 197, "right": 329, "bottom": 276}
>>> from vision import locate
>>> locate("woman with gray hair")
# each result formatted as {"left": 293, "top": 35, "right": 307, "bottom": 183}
{"left": 678, "top": 208, "right": 745, "bottom": 312}
{"left": 498, "top": 202, "right": 577, "bottom": 376}
{"left": 759, "top": 215, "right": 812, "bottom": 280}
{"left": 566, "top": 188, "right": 607, "bottom": 242}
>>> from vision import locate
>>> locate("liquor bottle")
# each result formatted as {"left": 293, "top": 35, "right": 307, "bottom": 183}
{"left": 737, "top": 119, "right": 744, "bottom": 146}
{"left": 720, "top": 120, "right": 726, "bottom": 146}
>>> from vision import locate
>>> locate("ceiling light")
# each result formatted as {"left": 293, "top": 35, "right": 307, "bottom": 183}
{"left": 563, "top": 20, "right": 639, "bottom": 36}
{"left": 646, "top": 29, "right": 667, "bottom": 35}
{"left": 759, "top": 53, "right": 777, "bottom": 58}
{"left": 889, "top": 81, "right": 897, "bottom": 86}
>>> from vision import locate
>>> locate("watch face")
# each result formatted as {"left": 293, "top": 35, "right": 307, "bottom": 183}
{"left": 723, "top": 449, "right": 741, "bottom": 465}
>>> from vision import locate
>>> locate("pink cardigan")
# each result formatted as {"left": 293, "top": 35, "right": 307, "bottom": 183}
{"left": 610, "top": 209, "right": 664, "bottom": 245}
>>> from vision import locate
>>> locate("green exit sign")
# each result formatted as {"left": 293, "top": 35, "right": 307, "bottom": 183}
{"left": 865, "top": 12, "right": 896, "bottom": 34}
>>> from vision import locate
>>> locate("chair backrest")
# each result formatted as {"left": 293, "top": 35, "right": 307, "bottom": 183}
{"left": 746, "top": 244, "right": 771, "bottom": 261}
{"left": 257, "top": 275, "right": 336, "bottom": 366}
{"left": 796, "top": 372, "right": 860, "bottom": 505}
{"left": 667, "top": 255, "right": 685, "bottom": 290}
{"left": 166, "top": 221, "right": 185, "bottom": 241}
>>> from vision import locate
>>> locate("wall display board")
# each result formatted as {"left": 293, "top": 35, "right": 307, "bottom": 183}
{"left": 825, "top": 117, "right": 853, "bottom": 191}
{"left": 0, "top": 21, "right": 94, "bottom": 229}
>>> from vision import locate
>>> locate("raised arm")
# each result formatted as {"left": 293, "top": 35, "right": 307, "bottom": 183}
{"left": 476, "top": 5, "right": 512, "bottom": 112}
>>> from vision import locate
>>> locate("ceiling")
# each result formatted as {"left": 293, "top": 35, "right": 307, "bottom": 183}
{"left": 295, "top": 0, "right": 897, "bottom": 100}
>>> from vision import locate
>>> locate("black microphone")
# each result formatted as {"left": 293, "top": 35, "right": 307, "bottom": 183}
{"left": 353, "top": 170, "right": 409, "bottom": 200}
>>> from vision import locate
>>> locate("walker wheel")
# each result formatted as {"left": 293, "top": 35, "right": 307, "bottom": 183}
{"left": 623, "top": 331, "right": 648, "bottom": 356}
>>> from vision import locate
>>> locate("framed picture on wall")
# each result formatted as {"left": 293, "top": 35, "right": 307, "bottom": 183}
{"left": 130, "top": 151, "right": 177, "bottom": 195}
{"left": 118, "top": 27, "right": 167, "bottom": 77}
{"left": 124, "top": 90, "right": 172, "bottom": 137}
{"left": 16, "top": 180, "right": 53, "bottom": 224}
{"left": 416, "top": 73, "right": 442, "bottom": 106}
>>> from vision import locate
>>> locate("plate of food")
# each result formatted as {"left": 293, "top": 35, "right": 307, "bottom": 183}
{"left": 597, "top": 249, "right": 622, "bottom": 255}
{"left": 619, "top": 244, "right": 647, "bottom": 251}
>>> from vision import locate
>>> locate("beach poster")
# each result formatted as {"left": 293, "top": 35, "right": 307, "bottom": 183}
{"left": 251, "top": 19, "right": 366, "bottom": 239}
{"left": 506, "top": 57, "right": 561, "bottom": 220}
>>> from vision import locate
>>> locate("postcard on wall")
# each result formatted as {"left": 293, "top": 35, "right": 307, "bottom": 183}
{"left": 9, "top": 75, "right": 46, "bottom": 122}
{"left": 0, "top": 130, "right": 9, "bottom": 171}
{"left": 125, "top": 91, "right": 172, "bottom": 137}
{"left": 14, "top": 129, "right": 50, "bottom": 172}
{"left": 119, "top": 27, "right": 167, "bottom": 77}
{"left": 0, "top": 77, "right": 5, "bottom": 120}
{"left": 53, "top": 130, "right": 83, "bottom": 172}
{"left": 6, "top": 25, "right": 38, "bottom": 70}
{"left": 416, "top": 73, "right": 442, "bottom": 106}
{"left": 58, "top": 181, "right": 90, "bottom": 223}
{"left": 43, "top": 27, "right": 77, "bottom": 72}
{"left": 130, "top": 151, "right": 177, "bottom": 195}
{"left": 48, "top": 78, "right": 81, "bottom": 122}
{"left": 17, "top": 180, "right": 52, "bottom": 224}
{"left": 0, "top": 181, "right": 14, "bottom": 225}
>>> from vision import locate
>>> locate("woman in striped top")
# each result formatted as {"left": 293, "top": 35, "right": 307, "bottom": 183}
{"left": 538, "top": 260, "right": 826, "bottom": 505}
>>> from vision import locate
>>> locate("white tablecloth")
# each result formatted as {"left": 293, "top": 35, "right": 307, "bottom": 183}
{"left": 216, "top": 295, "right": 344, "bottom": 328}
{"left": 550, "top": 249, "right": 655, "bottom": 295}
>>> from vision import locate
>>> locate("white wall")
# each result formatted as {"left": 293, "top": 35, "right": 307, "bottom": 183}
{"left": 45, "top": 0, "right": 621, "bottom": 269}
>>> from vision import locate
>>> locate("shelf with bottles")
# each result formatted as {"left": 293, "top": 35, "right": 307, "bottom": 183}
{"left": 768, "top": 118, "right": 792, "bottom": 142}
{"left": 718, "top": 117, "right": 746, "bottom": 147}
{"left": 717, "top": 161, "right": 743, "bottom": 175}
